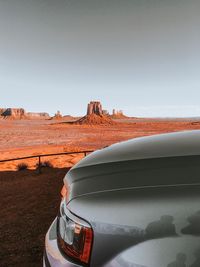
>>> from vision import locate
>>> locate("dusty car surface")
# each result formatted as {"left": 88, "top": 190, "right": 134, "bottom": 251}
{"left": 44, "top": 130, "right": 200, "bottom": 267}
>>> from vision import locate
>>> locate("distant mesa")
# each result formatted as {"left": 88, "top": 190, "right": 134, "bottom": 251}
{"left": 73, "top": 101, "right": 115, "bottom": 125}
{"left": 0, "top": 108, "right": 50, "bottom": 119}
{"left": 50, "top": 111, "right": 77, "bottom": 121}
{"left": 27, "top": 112, "right": 50, "bottom": 119}
{"left": 51, "top": 110, "right": 63, "bottom": 120}
{"left": 1, "top": 108, "right": 26, "bottom": 119}
{"left": 111, "top": 109, "right": 128, "bottom": 119}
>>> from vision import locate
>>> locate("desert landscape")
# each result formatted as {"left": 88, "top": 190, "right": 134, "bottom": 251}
{"left": 1, "top": 101, "right": 200, "bottom": 171}
{"left": 1, "top": 101, "right": 200, "bottom": 267}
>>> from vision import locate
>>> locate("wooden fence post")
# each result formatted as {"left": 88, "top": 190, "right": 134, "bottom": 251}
{"left": 38, "top": 156, "right": 42, "bottom": 174}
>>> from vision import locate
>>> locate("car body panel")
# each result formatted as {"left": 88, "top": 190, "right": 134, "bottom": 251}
{"left": 104, "top": 237, "right": 200, "bottom": 267}
{"left": 65, "top": 131, "right": 200, "bottom": 202}
{"left": 45, "top": 131, "right": 200, "bottom": 267}
{"left": 67, "top": 185, "right": 200, "bottom": 266}
{"left": 65, "top": 155, "right": 200, "bottom": 202}
{"left": 74, "top": 131, "right": 200, "bottom": 168}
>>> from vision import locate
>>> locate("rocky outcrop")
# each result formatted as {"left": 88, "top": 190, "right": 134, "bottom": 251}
{"left": 111, "top": 109, "right": 128, "bottom": 119}
{"left": 87, "top": 101, "right": 103, "bottom": 115}
{"left": 2, "top": 108, "right": 26, "bottom": 119}
{"left": 1, "top": 108, "right": 50, "bottom": 119}
{"left": 51, "top": 110, "right": 62, "bottom": 120}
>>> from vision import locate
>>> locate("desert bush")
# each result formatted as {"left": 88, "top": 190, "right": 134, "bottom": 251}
{"left": 42, "top": 161, "right": 53, "bottom": 168}
{"left": 17, "top": 162, "right": 28, "bottom": 171}
{"left": 36, "top": 160, "right": 53, "bottom": 169}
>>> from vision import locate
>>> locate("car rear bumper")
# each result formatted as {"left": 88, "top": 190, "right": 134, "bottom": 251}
{"left": 43, "top": 218, "right": 83, "bottom": 267}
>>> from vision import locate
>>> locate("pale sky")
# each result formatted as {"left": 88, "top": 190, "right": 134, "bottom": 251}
{"left": 0, "top": 0, "right": 200, "bottom": 117}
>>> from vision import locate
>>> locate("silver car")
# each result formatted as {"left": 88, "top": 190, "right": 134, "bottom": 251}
{"left": 44, "top": 131, "right": 200, "bottom": 267}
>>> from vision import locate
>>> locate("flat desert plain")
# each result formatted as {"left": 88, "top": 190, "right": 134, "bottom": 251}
{"left": 0, "top": 117, "right": 200, "bottom": 170}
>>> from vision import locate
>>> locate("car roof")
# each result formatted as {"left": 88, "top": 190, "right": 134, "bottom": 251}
{"left": 75, "top": 130, "right": 200, "bottom": 168}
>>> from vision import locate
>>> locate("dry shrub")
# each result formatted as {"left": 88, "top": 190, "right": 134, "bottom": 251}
{"left": 17, "top": 162, "right": 28, "bottom": 171}
{"left": 36, "top": 160, "right": 53, "bottom": 169}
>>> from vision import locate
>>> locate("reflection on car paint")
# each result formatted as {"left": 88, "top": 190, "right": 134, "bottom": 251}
{"left": 104, "top": 237, "right": 200, "bottom": 267}
{"left": 167, "top": 253, "right": 187, "bottom": 267}
{"left": 96, "top": 211, "right": 200, "bottom": 267}
{"left": 167, "top": 250, "right": 200, "bottom": 267}
{"left": 95, "top": 210, "right": 200, "bottom": 242}
{"left": 181, "top": 211, "right": 200, "bottom": 235}
{"left": 190, "top": 249, "right": 200, "bottom": 267}
{"left": 145, "top": 215, "right": 177, "bottom": 239}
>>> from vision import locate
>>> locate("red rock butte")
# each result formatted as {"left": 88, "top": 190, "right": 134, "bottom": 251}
{"left": 73, "top": 101, "right": 115, "bottom": 125}
{"left": 87, "top": 101, "right": 103, "bottom": 116}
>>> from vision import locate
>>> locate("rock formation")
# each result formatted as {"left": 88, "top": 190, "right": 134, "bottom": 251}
{"left": 87, "top": 101, "right": 103, "bottom": 116}
{"left": 2, "top": 108, "right": 26, "bottom": 119}
{"left": 26, "top": 112, "right": 50, "bottom": 119}
{"left": 111, "top": 109, "right": 127, "bottom": 119}
{"left": 51, "top": 110, "right": 63, "bottom": 120}
{"left": 0, "top": 108, "right": 50, "bottom": 119}
{"left": 72, "top": 101, "right": 115, "bottom": 125}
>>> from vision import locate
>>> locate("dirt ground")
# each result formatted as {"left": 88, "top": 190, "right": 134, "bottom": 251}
{"left": 0, "top": 167, "right": 68, "bottom": 267}
{"left": 1, "top": 117, "right": 200, "bottom": 170}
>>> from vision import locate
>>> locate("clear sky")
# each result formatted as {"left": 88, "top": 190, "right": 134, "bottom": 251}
{"left": 0, "top": 0, "right": 200, "bottom": 117}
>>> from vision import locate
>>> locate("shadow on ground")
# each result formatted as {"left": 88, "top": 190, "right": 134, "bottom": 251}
{"left": 0, "top": 167, "right": 70, "bottom": 267}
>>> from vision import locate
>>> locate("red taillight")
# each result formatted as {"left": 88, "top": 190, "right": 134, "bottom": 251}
{"left": 57, "top": 201, "right": 93, "bottom": 265}
{"left": 80, "top": 226, "right": 93, "bottom": 263}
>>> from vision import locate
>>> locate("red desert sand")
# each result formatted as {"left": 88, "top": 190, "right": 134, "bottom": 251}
{"left": 0, "top": 116, "right": 200, "bottom": 170}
